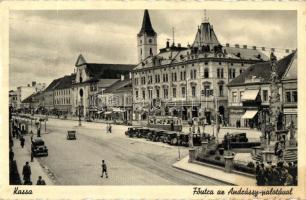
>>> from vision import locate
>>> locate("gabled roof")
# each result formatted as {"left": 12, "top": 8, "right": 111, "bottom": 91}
{"left": 282, "top": 50, "right": 297, "bottom": 80}
{"left": 85, "top": 63, "right": 135, "bottom": 80}
{"left": 75, "top": 54, "right": 87, "bottom": 67}
{"left": 45, "top": 77, "right": 63, "bottom": 92}
{"left": 55, "top": 74, "right": 76, "bottom": 90}
{"left": 228, "top": 52, "right": 296, "bottom": 87}
{"left": 138, "top": 9, "right": 156, "bottom": 37}
{"left": 21, "top": 92, "right": 40, "bottom": 103}
{"left": 103, "top": 79, "right": 132, "bottom": 94}
{"left": 192, "top": 22, "right": 220, "bottom": 48}
{"left": 45, "top": 74, "right": 75, "bottom": 91}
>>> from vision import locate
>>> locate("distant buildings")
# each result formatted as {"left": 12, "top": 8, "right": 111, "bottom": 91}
{"left": 16, "top": 81, "right": 46, "bottom": 109}
{"left": 227, "top": 51, "right": 297, "bottom": 128}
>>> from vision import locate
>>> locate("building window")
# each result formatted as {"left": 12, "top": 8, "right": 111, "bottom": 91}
{"left": 173, "top": 88, "right": 177, "bottom": 98}
{"left": 204, "top": 68, "right": 209, "bottom": 78}
{"left": 232, "top": 91, "right": 237, "bottom": 102}
{"left": 156, "top": 88, "right": 160, "bottom": 98}
{"left": 150, "top": 48, "right": 153, "bottom": 55}
{"left": 204, "top": 85, "right": 210, "bottom": 96}
{"left": 142, "top": 90, "right": 145, "bottom": 100}
{"left": 239, "top": 91, "right": 244, "bottom": 102}
{"left": 229, "top": 68, "right": 236, "bottom": 79}
{"left": 181, "top": 87, "right": 186, "bottom": 98}
{"left": 217, "top": 68, "right": 224, "bottom": 78}
{"left": 135, "top": 90, "right": 139, "bottom": 99}
{"left": 239, "top": 69, "right": 243, "bottom": 74}
{"left": 219, "top": 85, "right": 224, "bottom": 96}
{"left": 163, "top": 74, "right": 168, "bottom": 82}
{"left": 292, "top": 91, "right": 297, "bottom": 102}
{"left": 190, "top": 69, "right": 197, "bottom": 80}
{"left": 164, "top": 88, "right": 168, "bottom": 99}
{"left": 191, "top": 86, "right": 196, "bottom": 97}
{"left": 148, "top": 89, "right": 153, "bottom": 99}
{"left": 171, "top": 72, "right": 177, "bottom": 82}
{"left": 262, "top": 90, "right": 268, "bottom": 102}
{"left": 148, "top": 38, "right": 152, "bottom": 43}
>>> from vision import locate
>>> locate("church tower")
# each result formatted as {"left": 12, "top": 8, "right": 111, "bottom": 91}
{"left": 137, "top": 10, "right": 157, "bottom": 63}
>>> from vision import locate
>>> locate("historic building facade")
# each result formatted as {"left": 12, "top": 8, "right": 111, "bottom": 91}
{"left": 227, "top": 51, "right": 297, "bottom": 128}
{"left": 72, "top": 54, "right": 135, "bottom": 118}
{"left": 132, "top": 10, "right": 269, "bottom": 123}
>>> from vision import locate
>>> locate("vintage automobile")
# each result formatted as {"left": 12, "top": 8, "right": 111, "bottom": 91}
{"left": 125, "top": 127, "right": 140, "bottom": 138}
{"left": 67, "top": 130, "right": 77, "bottom": 140}
{"left": 150, "top": 129, "right": 166, "bottom": 142}
{"left": 163, "top": 131, "right": 179, "bottom": 145}
{"left": 31, "top": 138, "right": 48, "bottom": 157}
{"left": 221, "top": 132, "right": 260, "bottom": 149}
{"left": 137, "top": 128, "right": 151, "bottom": 138}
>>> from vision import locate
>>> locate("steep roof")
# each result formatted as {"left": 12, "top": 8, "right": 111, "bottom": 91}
{"left": 192, "top": 22, "right": 220, "bottom": 48}
{"left": 103, "top": 79, "right": 132, "bottom": 94}
{"left": 45, "top": 74, "right": 75, "bottom": 91}
{"left": 228, "top": 52, "right": 296, "bottom": 86}
{"left": 55, "top": 74, "right": 76, "bottom": 90}
{"left": 44, "top": 77, "right": 63, "bottom": 92}
{"left": 138, "top": 9, "right": 156, "bottom": 37}
{"left": 282, "top": 50, "right": 297, "bottom": 80}
{"left": 85, "top": 63, "right": 135, "bottom": 80}
{"left": 21, "top": 92, "right": 39, "bottom": 103}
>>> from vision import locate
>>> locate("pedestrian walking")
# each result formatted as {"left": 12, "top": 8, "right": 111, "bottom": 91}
{"left": 101, "top": 160, "right": 108, "bottom": 178}
{"left": 170, "top": 122, "right": 174, "bottom": 131}
{"left": 106, "top": 124, "right": 109, "bottom": 133}
{"left": 36, "top": 176, "right": 46, "bottom": 185}
{"left": 20, "top": 136, "right": 25, "bottom": 148}
{"left": 22, "top": 162, "right": 32, "bottom": 184}
{"left": 109, "top": 124, "right": 112, "bottom": 133}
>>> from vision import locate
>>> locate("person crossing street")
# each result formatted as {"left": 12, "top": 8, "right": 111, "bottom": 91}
{"left": 101, "top": 160, "right": 108, "bottom": 178}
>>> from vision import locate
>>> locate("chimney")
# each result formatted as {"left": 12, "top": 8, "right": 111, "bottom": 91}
{"left": 271, "top": 48, "right": 275, "bottom": 52}
{"left": 178, "top": 43, "right": 181, "bottom": 47}
{"left": 32, "top": 81, "right": 36, "bottom": 87}
{"left": 129, "top": 72, "right": 132, "bottom": 79}
{"left": 235, "top": 44, "right": 240, "bottom": 48}
{"left": 262, "top": 47, "right": 266, "bottom": 51}
{"left": 253, "top": 46, "right": 256, "bottom": 50}
{"left": 286, "top": 49, "right": 289, "bottom": 53}
{"left": 226, "top": 43, "right": 230, "bottom": 47}
{"left": 166, "top": 40, "right": 170, "bottom": 48}
{"left": 121, "top": 74, "right": 124, "bottom": 81}
{"left": 243, "top": 45, "right": 247, "bottom": 49}
{"left": 27, "top": 84, "right": 30, "bottom": 87}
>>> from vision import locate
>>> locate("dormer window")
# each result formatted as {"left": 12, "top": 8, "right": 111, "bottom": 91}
{"left": 148, "top": 38, "right": 152, "bottom": 43}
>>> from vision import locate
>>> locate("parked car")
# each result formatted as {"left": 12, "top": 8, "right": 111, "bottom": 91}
{"left": 67, "top": 130, "right": 76, "bottom": 140}
{"left": 31, "top": 138, "right": 48, "bottom": 157}
{"left": 164, "top": 131, "right": 179, "bottom": 145}
{"left": 125, "top": 127, "right": 140, "bottom": 137}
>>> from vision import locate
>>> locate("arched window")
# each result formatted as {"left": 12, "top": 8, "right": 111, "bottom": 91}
{"left": 219, "top": 84, "right": 224, "bottom": 96}
{"left": 204, "top": 68, "right": 209, "bottom": 78}
{"left": 140, "top": 48, "right": 142, "bottom": 55}
{"left": 148, "top": 38, "right": 152, "bottom": 43}
{"left": 150, "top": 48, "right": 153, "bottom": 55}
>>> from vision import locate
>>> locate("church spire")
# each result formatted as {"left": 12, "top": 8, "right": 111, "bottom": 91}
{"left": 138, "top": 9, "right": 156, "bottom": 37}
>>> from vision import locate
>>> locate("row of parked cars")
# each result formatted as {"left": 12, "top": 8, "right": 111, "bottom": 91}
{"left": 125, "top": 127, "right": 203, "bottom": 147}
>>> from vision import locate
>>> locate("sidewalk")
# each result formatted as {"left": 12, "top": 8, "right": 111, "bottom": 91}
{"left": 172, "top": 156, "right": 256, "bottom": 186}
{"left": 12, "top": 136, "right": 54, "bottom": 185}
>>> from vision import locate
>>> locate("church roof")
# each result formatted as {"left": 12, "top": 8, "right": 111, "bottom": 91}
{"left": 85, "top": 63, "right": 135, "bottom": 80}
{"left": 192, "top": 22, "right": 220, "bottom": 48}
{"left": 138, "top": 9, "right": 156, "bottom": 37}
{"left": 228, "top": 52, "right": 296, "bottom": 86}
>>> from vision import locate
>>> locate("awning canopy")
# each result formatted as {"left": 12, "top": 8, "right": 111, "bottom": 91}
{"left": 241, "top": 90, "right": 259, "bottom": 101}
{"left": 241, "top": 110, "right": 258, "bottom": 119}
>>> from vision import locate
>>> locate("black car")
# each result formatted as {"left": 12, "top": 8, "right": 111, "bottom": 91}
{"left": 125, "top": 127, "right": 140, "bottom": 137}
{"left": 31, "top": 138, "right": 48, "bottom": 157}
{"left": 67, "top": 130, "right": 77, "bottom": 140}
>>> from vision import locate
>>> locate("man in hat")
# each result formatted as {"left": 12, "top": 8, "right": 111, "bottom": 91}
{"left": 101, "top": 160, "right": 108, "bottom": 178}
{"left": 22, "top": 162, "right": 31, "bottom": 184}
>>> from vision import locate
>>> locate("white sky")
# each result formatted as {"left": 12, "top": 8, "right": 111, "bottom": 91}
{"left": 9, "top": 10, "right": 297, "bottom": 90}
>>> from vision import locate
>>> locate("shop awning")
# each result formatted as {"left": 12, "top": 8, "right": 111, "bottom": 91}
{"left": 241, "top": 110, "right": 258, "bottom": 119}
{"left": 241, "top": 90, "right": 259, "bottom": 101}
